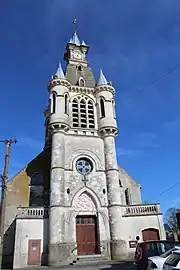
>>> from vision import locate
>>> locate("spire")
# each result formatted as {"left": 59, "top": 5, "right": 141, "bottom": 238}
{"left": 69, "top": 38, "right": 73, "bottom": 43}
{"left": 72, "top": 31, "right": 80, "bottom": 46}
{"left": 97, "top": 69, "right": 108, "bottom": 86}
{"left": 55, "top": 62, "right": 65, "bottom": 79}
{"left": 81, "top": 40, "right": 87, "bottom": 46}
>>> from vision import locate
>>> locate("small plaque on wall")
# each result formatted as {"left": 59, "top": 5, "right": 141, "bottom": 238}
{"left": 129, "top": 241, "right": 137, "bottom": 248}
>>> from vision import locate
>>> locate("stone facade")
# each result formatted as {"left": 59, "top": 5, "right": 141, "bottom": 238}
{"left": 2, "top": 32, "right": 166, "bottom": 269}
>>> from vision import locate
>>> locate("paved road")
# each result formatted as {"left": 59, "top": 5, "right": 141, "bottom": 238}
{"left": 16, "top": 261, "right": 136, "bottom": 270}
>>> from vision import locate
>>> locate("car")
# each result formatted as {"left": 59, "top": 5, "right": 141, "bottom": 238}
{"left": 163, "top": 249, "right": 180, "bottom": 270}
{"left": 143, "top": 240, "right": 179, "bottom": 257}
{"left": 148, "top": 246, "right": 180, "bottom": 270}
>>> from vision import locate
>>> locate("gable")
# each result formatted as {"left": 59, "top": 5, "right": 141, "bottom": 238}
{"left": 118, "top": 165, "right": 141, "bottom": 188}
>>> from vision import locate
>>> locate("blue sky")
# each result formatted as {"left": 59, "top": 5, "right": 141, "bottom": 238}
{"left": 0, "top": 0, "right": 180, "bottom": 215}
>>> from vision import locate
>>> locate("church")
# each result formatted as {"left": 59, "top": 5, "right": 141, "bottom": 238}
{"left": 3, "top": 31, "right": 165, "bottom": 269}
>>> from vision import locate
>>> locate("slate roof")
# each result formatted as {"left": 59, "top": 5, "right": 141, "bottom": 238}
{"left": 65, "top": 64, "right": 96, "bottom": 87}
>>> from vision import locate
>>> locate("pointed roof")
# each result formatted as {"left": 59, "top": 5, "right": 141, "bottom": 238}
{"left": 55, "top": 62, "right": 65, "bottom": 79}
{"left": 69, "top": 38, "right": 73, "bottom": 43}
{"left": 97, "top": 69, "right": 108, "bottom": 86}
{"left": 71, "top": 31, "right": 80, "bottom": 46}
{"left": 81, "top": 40, "right": 87, "bottom": 46}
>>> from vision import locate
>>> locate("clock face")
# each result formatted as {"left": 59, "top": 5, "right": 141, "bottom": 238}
{"left": 73, "top": 51, "right": 82, "bottom": 60}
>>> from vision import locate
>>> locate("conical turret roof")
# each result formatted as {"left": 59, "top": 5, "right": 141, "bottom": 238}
{"left": 55, "top": 62, "right": 65, "bottom": 79}
{"left": 97, "top": 69, "right": 108, "bottom": 86}
{"left": 81, "top": 40, "right": 87, "bottom": 46}
{"left": 71, "top": 31, "right": 80, "bottom": 46}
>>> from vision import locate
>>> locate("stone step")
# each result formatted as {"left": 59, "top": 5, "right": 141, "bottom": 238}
{"left": 71, "top": 255, "right": 110, "bottom": 266}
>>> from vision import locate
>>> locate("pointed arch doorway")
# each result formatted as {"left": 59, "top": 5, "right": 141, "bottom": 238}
{"left": 76, "top": 215, "right": 98, "bottom": 255}
{"left": 72, "top": 190, "right": 100, "bottom": 255}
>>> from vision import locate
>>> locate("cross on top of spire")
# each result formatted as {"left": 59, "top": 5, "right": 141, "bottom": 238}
{"left": 68, "top": 19, "right": 88, "bottom": 47}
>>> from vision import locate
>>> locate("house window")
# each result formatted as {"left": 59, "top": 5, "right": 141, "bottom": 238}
{"left": 52, "top": 92, "right": 56, "bottom": 113}
{"left": 125, "top": 188, "right": 131, "bottom": 205}
{"left": 72, "top": 97, "right": 95, "bottom": 129}
{"left": 64, "top": 94, "right": 68, "bottom": 114}
{"left": 100, "top": 98, "right": 105, "bottom": 118}
{"left": 29, "top": 173, "right": 44, "bottom": 206}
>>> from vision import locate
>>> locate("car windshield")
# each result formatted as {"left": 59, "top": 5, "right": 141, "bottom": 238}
{"left": 160, "top": 248, "right": 176, "bottom": 258}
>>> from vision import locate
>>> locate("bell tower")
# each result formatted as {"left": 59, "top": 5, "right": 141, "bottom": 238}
{"left": 47, "top": 30, "right": 123, "bottom": 266}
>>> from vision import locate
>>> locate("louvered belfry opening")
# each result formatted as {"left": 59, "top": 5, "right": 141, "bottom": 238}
{"left": 72, "top": 97, "right": 95, "bottom": 129}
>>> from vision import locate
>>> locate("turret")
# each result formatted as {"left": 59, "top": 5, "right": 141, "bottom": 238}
{"left": 48, "top": 62, "right": 71, "bottom": 132}
{"left": 95, "top": 69, "right": 118, "bottom": 137}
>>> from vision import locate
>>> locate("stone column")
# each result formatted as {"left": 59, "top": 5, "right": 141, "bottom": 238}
{"left": 104, "top": 135, "right": 125, "bottom": 260}
{"left": 48, "top": 130, "right": 68, "bottom": 265}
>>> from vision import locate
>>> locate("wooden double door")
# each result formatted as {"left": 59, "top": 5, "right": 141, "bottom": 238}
{"left": 76, "top": 215, "right": 98, "bottom": 255}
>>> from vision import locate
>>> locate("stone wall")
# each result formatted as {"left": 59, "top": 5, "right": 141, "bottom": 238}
{"left": 119, "top": 166, "right": 142, "bottom": 205}
{"left": 3, "top": 150, "right": 50, "bottom": 269}
{"left": 119, "top": 214, "right": 166, "bottom": 260}
{"left": 13, "top": 218, "right": 48, "bottom": 269}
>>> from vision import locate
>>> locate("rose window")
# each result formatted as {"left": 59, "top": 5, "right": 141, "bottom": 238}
{"left": 76, "top": 158, "right": 93, "bottom": 175}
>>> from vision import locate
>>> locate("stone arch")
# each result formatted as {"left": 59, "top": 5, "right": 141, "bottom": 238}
{"left": 29, "top": 172, "right": 44, "bottom": 206}
{"left": 71, "top": 186, "right": 101, "bottom": 210}
{"left": 79, "top": 77, "right": 85, "bottom": 87}
{"left": 51, "top": 91, "right": 57, "bottom": 114}
{"left": 99, "top": 97, "right": 106, "bottom": 118}
{"left": 67, "top": 149, "right": 104, "bottom": 171}
{"left": 70, "top": 94, "right": 95, "bottom": 104}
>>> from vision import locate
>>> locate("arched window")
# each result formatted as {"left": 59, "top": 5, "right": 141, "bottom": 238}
{"left": 119, "top": 179, "right": 122, "bottom": 187}
{"left": 125, "top": 188, "right": 131, "bottom": 205}
{"left": 49, "top": 99, "right": 51, "bottom": 112}
{"left": 64, "top": 94, "right": 68, "bottom": 114}
{"left": 77, "top": 65, "right": 83, "bottom": 72}
{"left": 112, "top": 100, "right": 116, "bottom": 119}
{"left": 72, "top": 97, "right": 95, "bottom": 129}
{"left": 100, "top": 98, "right": 105, "bottom": 118}
{"left": 30, "top": 173, "right": 44, "bottom": 206}
{"left": 80, "top": 99, "right": 87, "bottom": 128}
{"left": 88, "top": 100, "right": 95, "bottom": 128}
{"left": 79, "top": 78, "right": 85, "bottom": 87}
{"left": 72, "top": 99, "right": 79, "bottom": 128}
{"left": 45, "top": 118, "right": 50, "bottom": 138}
{"left": 52, "top": 92, "right": 56, "bottom": 113}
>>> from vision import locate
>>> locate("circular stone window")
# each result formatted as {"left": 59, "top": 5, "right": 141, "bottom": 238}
{"left": 76, "top": 158, "right": 93, "bottom": 175}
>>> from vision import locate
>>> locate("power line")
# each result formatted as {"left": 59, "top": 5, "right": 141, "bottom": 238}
{"left": 147, "top": 180, "right": 180, "bottom": 205}
{"left": 123, "top": 63, "right": 180, "bottom": 203}
{"left": 159, "top": 180, "right": 180, "bottom": 196}
{"left": 126, "top": 62, "right": 180, "bottom": 98}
